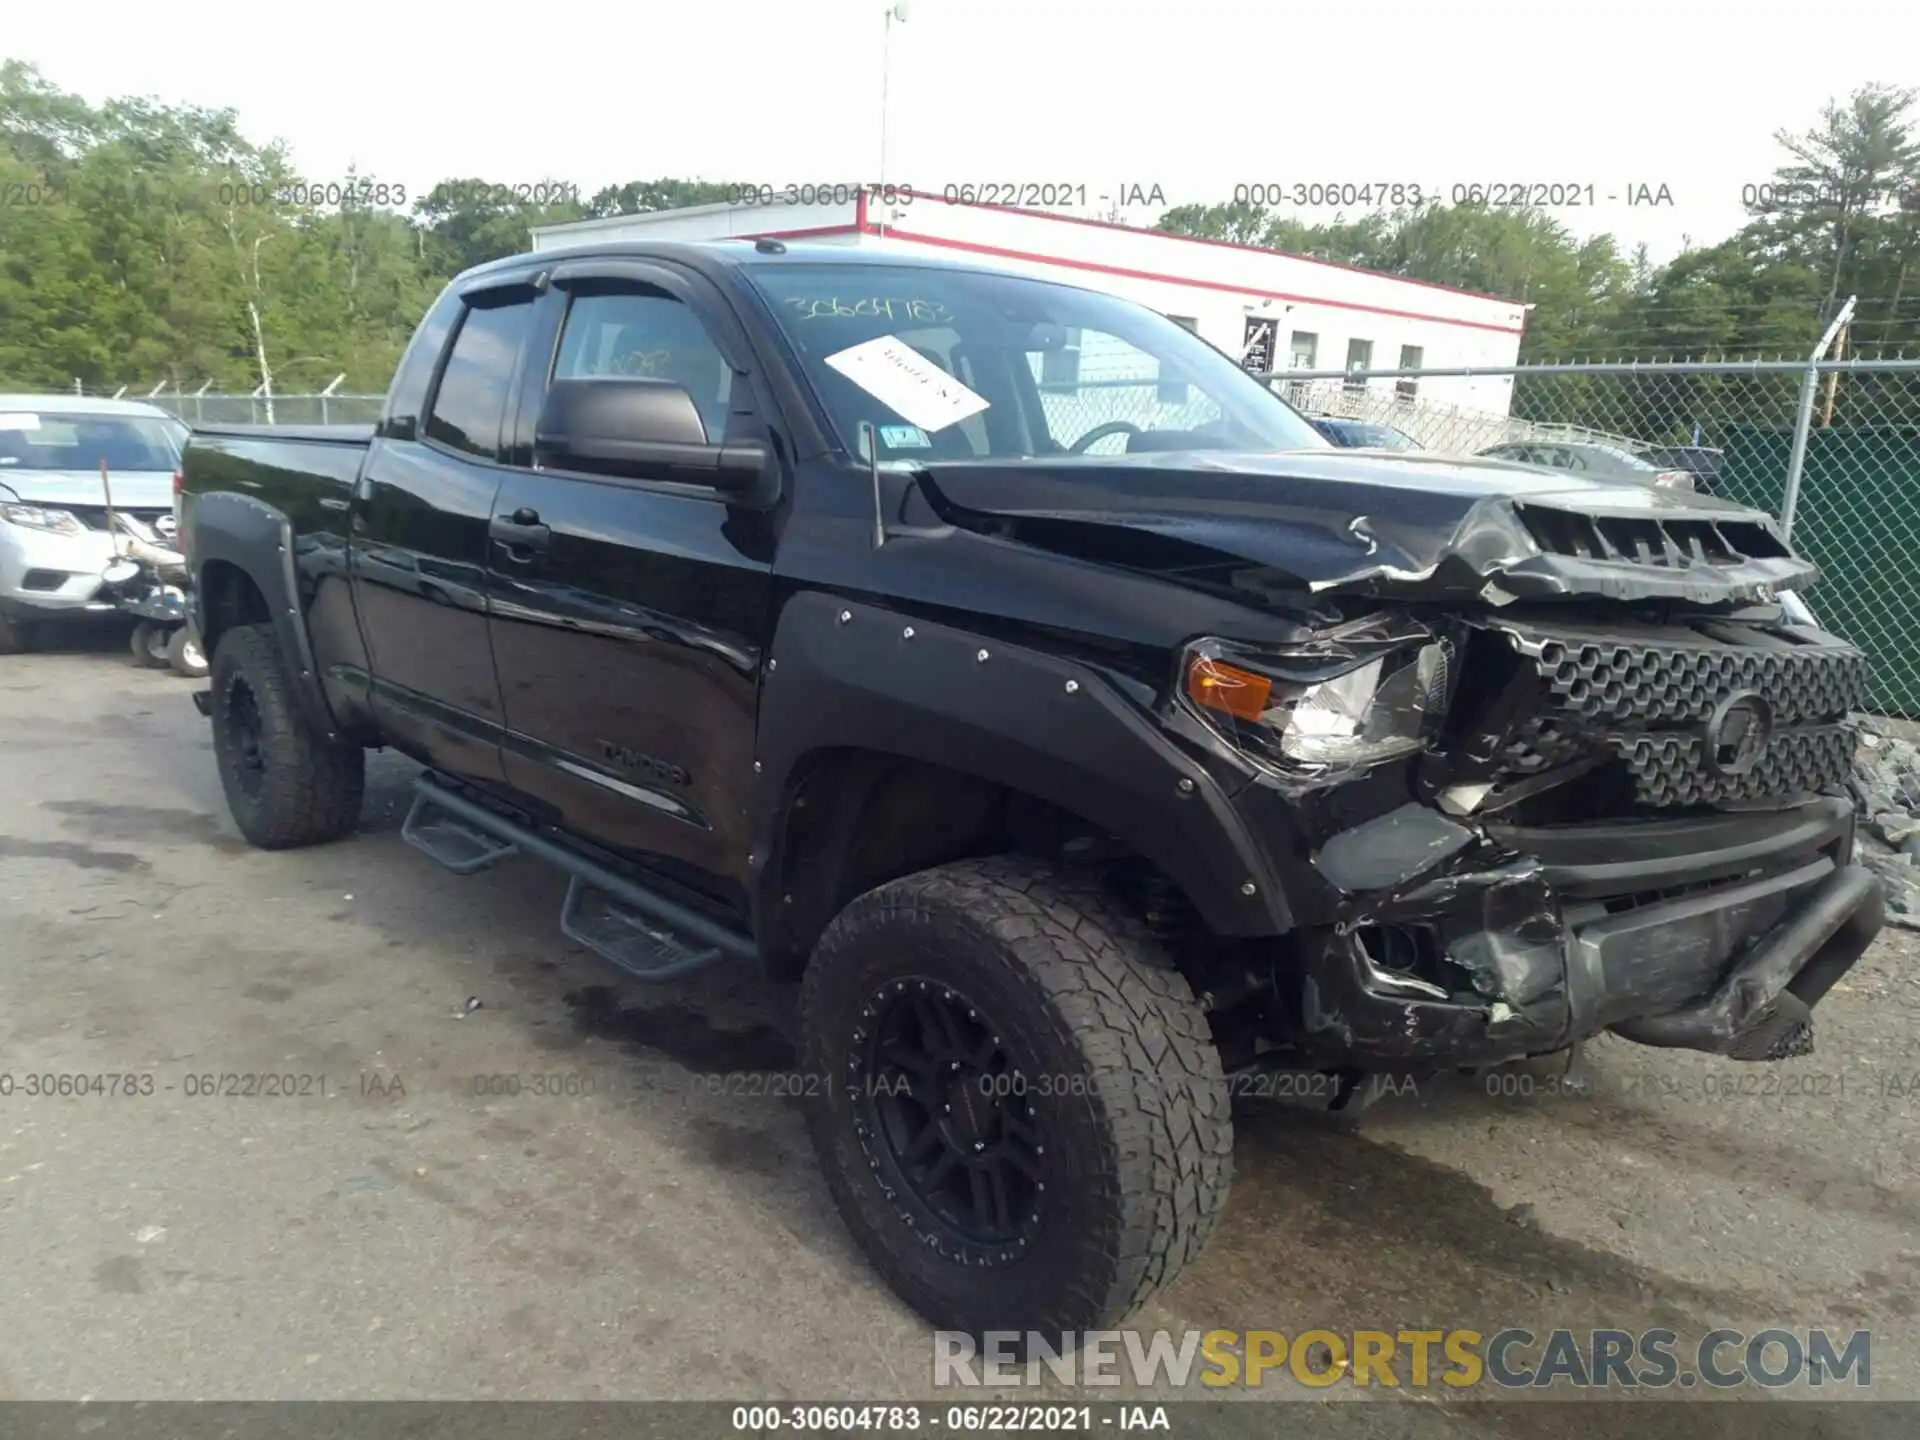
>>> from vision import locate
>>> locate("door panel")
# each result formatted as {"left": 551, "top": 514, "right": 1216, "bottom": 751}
{"left": 488, "top": 477, "right": 771, "bottom": 879}
{"left": 353, "top": 440, "right": 509, "bottom": 779}
{"left": 349, "top": 286, "right": 537, "bottom": 782}
{"left": 484, "top": 270, "right": 777, "bottom": 886}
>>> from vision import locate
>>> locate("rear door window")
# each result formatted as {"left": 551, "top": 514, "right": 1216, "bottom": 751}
{"left": 425, "top": 296, "right": 538, "bottom": 459}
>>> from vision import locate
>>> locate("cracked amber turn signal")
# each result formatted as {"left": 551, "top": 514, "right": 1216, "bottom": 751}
{"left": 1185, "top": 656, "right": 1273, "bottom": 722}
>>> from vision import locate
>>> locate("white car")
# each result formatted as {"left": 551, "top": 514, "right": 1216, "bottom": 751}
{"left": 0, "top": 395, "right": 190, "bottom": 652}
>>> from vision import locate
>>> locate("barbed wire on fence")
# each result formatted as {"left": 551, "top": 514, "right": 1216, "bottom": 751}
{"left": 146, "top": 393, "right": 389, "bottom": 426}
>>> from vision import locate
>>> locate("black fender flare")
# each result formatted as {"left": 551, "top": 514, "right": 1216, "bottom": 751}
{"left": 746, "top": 591, "right": 1291, "bottom": 950}
{"left": 191, "top": 491, "right": 344, "bottom": 743}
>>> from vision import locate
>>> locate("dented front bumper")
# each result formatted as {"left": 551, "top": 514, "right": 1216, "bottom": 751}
{"left": 1290, "top": 794, "right": 1884, "bottom": 1068}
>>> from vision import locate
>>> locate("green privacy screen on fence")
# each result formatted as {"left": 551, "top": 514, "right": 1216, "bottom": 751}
{"left": 1718, "top": 423, "right": 1920, "bottom": 719}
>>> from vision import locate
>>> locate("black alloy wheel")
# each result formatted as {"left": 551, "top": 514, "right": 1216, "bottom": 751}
{"left": 854, "top": 976, "right": 1045, "bottom": 1262}
{"left": 223, "top": 670, "right": 268, "bottom": 801}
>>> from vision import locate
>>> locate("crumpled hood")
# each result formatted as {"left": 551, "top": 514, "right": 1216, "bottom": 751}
{"left": 0, "top": 468, "right": 176, "bottom": 509}
{"left": 914, "top": 449, "right": 1817, "bottom": 605}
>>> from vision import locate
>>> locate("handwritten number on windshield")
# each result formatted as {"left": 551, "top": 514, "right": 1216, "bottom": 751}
{"left": 784, "top": 296, "right": 954, "bottom": 324}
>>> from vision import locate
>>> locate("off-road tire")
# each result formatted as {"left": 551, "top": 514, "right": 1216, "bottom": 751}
{"left": 0, "top": 610, "right": 33, "bottom": 655}
{"left": 800, "top": 856, "right": 1233, "bottom": 1336}
{"left": 209, "top": 623, "right": 364, "bottom": 849}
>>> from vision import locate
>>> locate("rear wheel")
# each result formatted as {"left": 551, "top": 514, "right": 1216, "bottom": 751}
{"left": 209, "top": 623, "right": 364, "bottom": 849}
{"left": 800, "top": 857, "right": 1233, "bottom": 1336}
{"left": 130, "top": 622, "right": 171, "bottom": 668}
{"left": 166, "top": 622, "right": 208, "bottom": 678}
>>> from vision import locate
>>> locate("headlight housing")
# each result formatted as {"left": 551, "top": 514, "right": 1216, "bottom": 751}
{"left": 0, "top": 503, "right": 84, "bottom": 535}
{"left": 1178, "top": 627, "right": 1454, "bottom": 777}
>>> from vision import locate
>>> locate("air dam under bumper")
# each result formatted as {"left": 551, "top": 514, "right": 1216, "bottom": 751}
{"left": 1296, "top": 795, "right": 1885, "bottom": 1068}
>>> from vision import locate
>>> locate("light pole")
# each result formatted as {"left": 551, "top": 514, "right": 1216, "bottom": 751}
{"left": 878, "top": 1, "right": 909, "bottom": 227}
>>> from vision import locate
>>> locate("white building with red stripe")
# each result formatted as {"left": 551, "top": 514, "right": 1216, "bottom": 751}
{"left": 529, "top": 190, "right": 1527, "bottom": 416}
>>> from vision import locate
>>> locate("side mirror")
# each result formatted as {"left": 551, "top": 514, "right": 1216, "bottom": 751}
{"left": 534, "top": 377, "right": 768, "bottom": 495}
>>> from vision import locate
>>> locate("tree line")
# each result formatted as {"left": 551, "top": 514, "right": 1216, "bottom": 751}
{"left": 1158, "top": 84, "right": 1920, "bottom": 364}
{"left": 2, "top": 60, "right": 1917, "bottom": 399}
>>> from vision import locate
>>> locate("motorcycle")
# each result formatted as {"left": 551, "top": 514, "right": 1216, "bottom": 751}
{"left": 99, "top": 537, "right": 207, "bottom": 679}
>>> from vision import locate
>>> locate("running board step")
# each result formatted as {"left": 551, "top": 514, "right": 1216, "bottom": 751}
{"left": 404, "top": 774, "right": 753, "bottom": 984}
{"left": 561, "top": 877, "right": 723, "bottom": 982}
{"left": 403, "top": 790, "right": 521, "bottom": 874}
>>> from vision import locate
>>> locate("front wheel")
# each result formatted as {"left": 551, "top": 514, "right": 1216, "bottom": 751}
{"left": 209, "top": 623, "right": 364, "bottom": 849}
{"left": 800, "top": 857, "right": 1233, "bottom": 1336}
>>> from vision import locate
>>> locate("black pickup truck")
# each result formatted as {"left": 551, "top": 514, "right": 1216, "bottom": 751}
{"left": 180, "top": 238, "right": 1884, "bottom": 1335}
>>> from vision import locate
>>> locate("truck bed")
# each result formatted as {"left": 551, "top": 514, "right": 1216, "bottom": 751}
{"left": 180, "top": 426, "right": 372, "bottom": 519}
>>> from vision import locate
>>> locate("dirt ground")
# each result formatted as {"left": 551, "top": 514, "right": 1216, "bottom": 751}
{"left": 2, "top": 634, "right": 1917, "bottom": 1436}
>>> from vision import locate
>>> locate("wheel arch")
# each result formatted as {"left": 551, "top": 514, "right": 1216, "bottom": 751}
{"left": 191, "top": 492, "right": 344, "bottom": 742}
{"left": 747, "top": 593, "right": 1292, "bottom": 978}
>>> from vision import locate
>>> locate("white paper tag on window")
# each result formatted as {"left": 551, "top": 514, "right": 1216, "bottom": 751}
{"left": 824, "top": 335, "right": 989, "bottom": 434}
{"left": 0, "top": 413, "right": 43, "bottom": 431}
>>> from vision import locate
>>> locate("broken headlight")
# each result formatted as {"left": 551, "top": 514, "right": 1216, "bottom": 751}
{"left": 1179, "top": 632, "right": 1453, "bottom": 775}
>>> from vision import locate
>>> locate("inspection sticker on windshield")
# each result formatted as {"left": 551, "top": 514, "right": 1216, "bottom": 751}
{"left": 878, "top": 424, "right": 931, "bottom": 449}
{"left": 0, "top": 413, "right": 43, "bottom": 431}
{"left": 823, "top": 335, "right": 989, "bottom": 433}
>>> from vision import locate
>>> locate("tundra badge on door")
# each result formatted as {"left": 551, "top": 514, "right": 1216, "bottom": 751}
{"left": 599, "top": 740, "right": 692, "bottom": 788}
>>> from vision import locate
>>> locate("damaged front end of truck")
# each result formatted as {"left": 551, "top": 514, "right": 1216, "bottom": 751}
{"left": 1157, "top": 482, "right": 1885, "bottom": 1076}
{"left": 913, "top": 451, "right": 1887, "bottom": 1078}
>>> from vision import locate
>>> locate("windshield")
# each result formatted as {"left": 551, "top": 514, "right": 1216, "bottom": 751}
{"left": 1590, "top": 444, "right": 1660, "bottom": 471}
{"left": 0, "top": 411, "right": 185, "bottom": 472}
{"left": 746, "top": 262, "right": 1328, "bottom": 462}
{"left": 1332, "top": 422, "right": 1418, "bottom": 450}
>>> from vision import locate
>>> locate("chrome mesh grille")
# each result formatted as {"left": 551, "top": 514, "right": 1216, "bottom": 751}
{"left": 1493, "top": 621, "right": 1863, "bottom": 808}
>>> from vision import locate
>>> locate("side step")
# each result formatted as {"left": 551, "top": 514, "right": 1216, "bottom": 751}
{"left": 403, "top": 788, "right": 520, "bottom": 874}
{"left": 402, "top": 775, "right": 753, "bottom": 983}
{"left": 560, "top": 876, "right": 724, "bottom": 983}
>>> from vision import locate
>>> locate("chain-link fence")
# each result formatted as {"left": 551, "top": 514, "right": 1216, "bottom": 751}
{"left": 1258, "top": 357, "right": 1920, "bottom": 719}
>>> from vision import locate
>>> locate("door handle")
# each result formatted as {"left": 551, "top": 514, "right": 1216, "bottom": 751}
{"left": 489, "top": 511, "right": 552, "bottom": 559}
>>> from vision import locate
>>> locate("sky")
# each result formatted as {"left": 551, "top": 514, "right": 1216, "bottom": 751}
{"left": 7, "top": 0, "right": 1917, "bottom": 265}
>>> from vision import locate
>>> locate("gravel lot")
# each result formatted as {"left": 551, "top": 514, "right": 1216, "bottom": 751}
{"left": 3, "top": 635, "right": 1918, "bottom": 1432}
